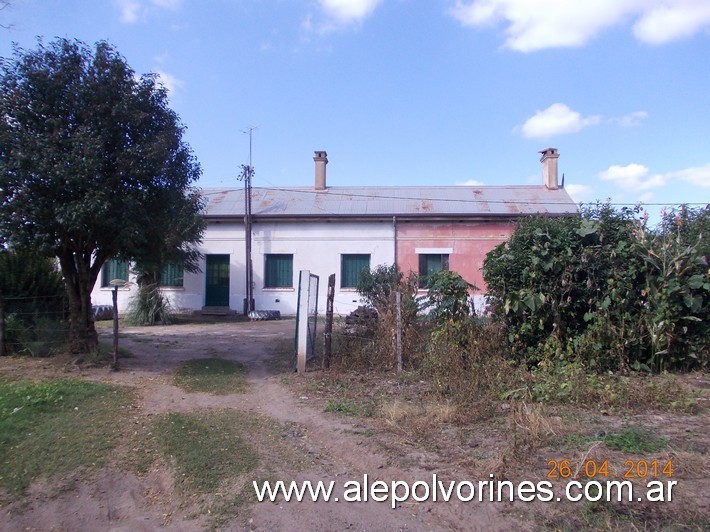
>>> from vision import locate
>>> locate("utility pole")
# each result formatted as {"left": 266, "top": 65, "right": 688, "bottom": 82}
{"left": 240, "top": 126, "right": 258, "bottom": 315}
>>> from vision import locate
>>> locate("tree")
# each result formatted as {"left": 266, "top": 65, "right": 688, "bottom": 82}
{"left": 0, "top": 38, "right": 204, "bottom": 352}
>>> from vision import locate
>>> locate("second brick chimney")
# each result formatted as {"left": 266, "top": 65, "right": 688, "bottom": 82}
{"left": 539, "top": 147, "right": 559, "bottom": 190}
{"left": 314, "top": 151, "right": 328, "bottom": 190}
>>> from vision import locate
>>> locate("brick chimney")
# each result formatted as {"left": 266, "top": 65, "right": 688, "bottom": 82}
{"left": 539, "top": 147, "right": 559, "bottom": 189}
{"left": 314, "top": 151, "right": 328, "bottom": 190}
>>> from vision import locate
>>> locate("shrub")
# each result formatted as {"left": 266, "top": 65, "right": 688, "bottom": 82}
{"left": 482, "top": 203, "right": 709, "bottom": 372}
{"left": 124, "top": 283, "right": 174, "bottom": 326}
{"left": 421, "top": 269, "right": 478, "bottom": 349}
{"left": 342, "top": 264, "right": 420, "bottom": 370}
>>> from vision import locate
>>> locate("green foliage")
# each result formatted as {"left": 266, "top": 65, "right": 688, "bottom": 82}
{"left": 124, "top": 282, "right": 175, "bottom": 326}
{"left": 421, "top": 269, "right": 477, "bottom": 349}
{"left": 0, "top": 248, "right": 68, "bottom": 356}
{"left": 483, "top": 203, "right": 709, "bottom": 372}
{"left": 3, "top": 313, "right": 69, "bottom": 356}
{"left": 353, "top": 264, "right": 421, "bottom": 369}
{"left": 0, "top": 249, "right": 64, "bottom": 299}
{"left": 0, "top": 38, "right": 204, "bottom": 351}
{"left": 0, "top": 378, "right": 132, "bottom": 495}
{"left": 357, "top": 264, "right": 409, "bottom": 312}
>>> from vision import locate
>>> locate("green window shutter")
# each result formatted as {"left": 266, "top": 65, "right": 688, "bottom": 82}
{"left": 264, "top": 254, "right": 293, "bottom": 288}
{"left": 418, "top": 254, "right": 449, "bottom": 288}
{"left": 160, "top": 263, "right": 183, "bottom": 287}
{"left": 101, "top": 259, "right": 129, "bottom": 287}
{"left": 341, "top": 254, "right": 370, "bottom": 288}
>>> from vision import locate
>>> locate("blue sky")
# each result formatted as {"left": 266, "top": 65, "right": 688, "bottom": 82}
{"left": 1, "top": 0, "right": 708, "bottom": 221}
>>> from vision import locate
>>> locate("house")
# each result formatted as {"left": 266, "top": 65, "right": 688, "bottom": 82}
{"left": 91, "top": 148, "right": 577, "bottom": 316}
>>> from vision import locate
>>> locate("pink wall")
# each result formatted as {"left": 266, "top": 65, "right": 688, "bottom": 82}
{"left": 396, "top": 220, "right": 515, "bottom": 292}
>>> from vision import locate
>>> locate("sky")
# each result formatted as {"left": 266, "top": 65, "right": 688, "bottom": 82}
{"left": 1, "top": 0, "right": 709, "bottom": 222}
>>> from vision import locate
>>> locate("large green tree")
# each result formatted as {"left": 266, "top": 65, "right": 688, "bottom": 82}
{"left": 0, "top": 38, "right": 204, "bottom": 351}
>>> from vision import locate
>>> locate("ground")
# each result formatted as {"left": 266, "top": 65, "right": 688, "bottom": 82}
{"left": 0, "top": 318, "right": 708, "bottom": 531}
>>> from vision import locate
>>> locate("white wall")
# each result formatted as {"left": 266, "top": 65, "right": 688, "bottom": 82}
{"left": 250, "top": 220, "right": 395, "bottom": 316}
{"left": 90, "top": 219, "right": 396, "bottom": 316}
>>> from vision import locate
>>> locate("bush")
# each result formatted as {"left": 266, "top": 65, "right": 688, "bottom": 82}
{"left": 482, "top": 203, "right": 709, "bottom": 372}
{"left": 332, "top": 264, "right": 420, "bottom": 370}
{"left": 421, "top": 269, "right": 477, "bottom": 349}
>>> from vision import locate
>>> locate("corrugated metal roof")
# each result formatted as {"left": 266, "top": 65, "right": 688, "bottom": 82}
{"left": 201, "top": 185, "right": 578, "bottom": 219}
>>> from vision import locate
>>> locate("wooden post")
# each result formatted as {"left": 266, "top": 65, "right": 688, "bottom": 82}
{"left": 111, "top": 286, "right": 119, "bottom": 371}
{"left": 0, "top": 295, "right": 5, "bottom": 356}
{"left": 323, "top": 273, "right": 335, "bottom": 369}
{"left": 396, "top": 290, "right": 402, "bottom": 372}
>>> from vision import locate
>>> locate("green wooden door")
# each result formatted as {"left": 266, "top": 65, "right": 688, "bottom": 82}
{"left": 205, "top": 254, "right": 230, "bottom": 307}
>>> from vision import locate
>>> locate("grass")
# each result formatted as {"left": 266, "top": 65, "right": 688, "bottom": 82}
{"left": 324, "top": 399, "right": 362, "bottom": 416}
{"left": 151, "top": 411, "right": 259, "bottom": 494}
{"left": 173, "top": 357, "right": 248, "bottom": 394}
{"left": 602, "top": 426, "right": 668, "bottom": 453}
{"left": 143, "top": 410, "right": 278, "bottom": 529}
{"left": 0, "top": 378, "right": 133, "bottom": 496}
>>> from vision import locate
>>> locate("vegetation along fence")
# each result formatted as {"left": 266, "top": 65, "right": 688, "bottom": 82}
{"left": 0, "top": 295, "right": 68, "bottom": 357}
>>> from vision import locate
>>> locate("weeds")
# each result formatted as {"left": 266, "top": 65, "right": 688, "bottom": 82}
{"left": 324, "top": 399, "right": 362, "bottom": 416}
{"left": 602, "top": 427, "right": 668, "bottom": 453}
{"left": 3, "top": 314, "right": 69, "bottom": 357}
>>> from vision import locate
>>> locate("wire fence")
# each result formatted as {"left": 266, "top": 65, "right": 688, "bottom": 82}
{"left": 0, "top": 295, "right": 69, "bottom": 356}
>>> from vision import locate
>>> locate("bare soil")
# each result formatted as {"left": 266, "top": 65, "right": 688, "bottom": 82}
{"left": 1, "top": 318, "right": 707, "bottom": 531}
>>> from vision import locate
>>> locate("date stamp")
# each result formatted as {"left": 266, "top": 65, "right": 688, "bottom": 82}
{"left": 547, "top": 459, "right": 673, "bottom": 480}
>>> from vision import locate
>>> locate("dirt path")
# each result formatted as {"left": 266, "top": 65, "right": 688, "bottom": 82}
{"left": 2, "top": 319, "right": 515, "bottom": 531}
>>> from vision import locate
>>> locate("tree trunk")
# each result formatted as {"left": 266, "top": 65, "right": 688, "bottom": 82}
{"left": 58, "top": 250, "right": 99, "bottom": 353}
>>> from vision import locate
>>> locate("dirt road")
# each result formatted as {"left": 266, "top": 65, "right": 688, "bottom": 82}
{"left": 2, "top": 319, "right": 516, "bottom": 531}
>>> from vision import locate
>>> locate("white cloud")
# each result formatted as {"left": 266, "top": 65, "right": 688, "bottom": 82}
{"left": 600, "top": 162, "right": 710, "bottom": 193}
{"left": 319, "top": 0, "right": 383, "bottom": 24}
{"left": 599, "top": 163, "right": 668, "bottom": 190}
{"left": 115, "top": 0, "right": 179, "bottom": 23}
{"left": 668, "top": 163, "right": 710, "bottom": 187}
{"left": 614, "top": 111, "right": 649, "bottom": 127}
{"left": 520, "top": 103, "right": 602, "bottom": 139}
{"left": 155, "top": 70, "right": 184, "bottom": 94}
{"left": 455, "top": 179, "right": 485, "bottom": 186}
{"left": 151, "top": 0, "right": 180, "bottom": 8}
{"left": 637, "top": 191, "right": 655, "bottom": 203}
{"left": 303, "top": 0, "right": 383, "bottom": 33}
{"left": 448, "top": 0, "right": 710, "bottom": 52}
{"left": 116, "top": 0, "right": 141, "bottom": 23}
{"left": 564, "top": 183, "right": 594, "bottom": 203}
{"left": 633, "top": 1, "right": 710, "bottom": 44}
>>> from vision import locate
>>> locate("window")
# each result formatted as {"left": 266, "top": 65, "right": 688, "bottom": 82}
{"left": 101, "top": 259, "right": 129, "bottom": 287}
{"left": 160, "top": 262, "right": 183, "bottom": 287}
{"left": 418, "top": 254, "right": 449, "bottom": 288}
{"left": 264, "top": 254, "right": 293, "bottom": 288}
{"left": 341, "top": 254, "right": 370, "bottom": 288}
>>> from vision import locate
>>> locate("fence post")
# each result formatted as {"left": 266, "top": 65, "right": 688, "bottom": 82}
{"left": 396, "top": 290, "right": 402, "bottom": 372}
{"left": 0, "top": 295, "right": 5, "bottom": 356}
{"left": 323, "top": 273, "right": 335, "bottom": 369}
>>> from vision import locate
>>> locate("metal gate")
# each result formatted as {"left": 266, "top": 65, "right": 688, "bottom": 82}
{"left": 295, "top": 270, "right": 319, "bottom": 373}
